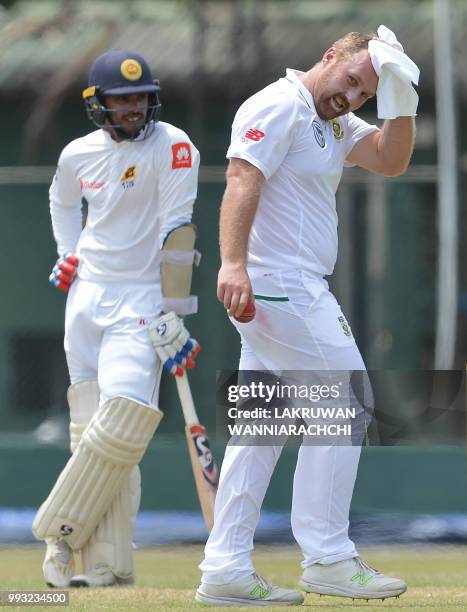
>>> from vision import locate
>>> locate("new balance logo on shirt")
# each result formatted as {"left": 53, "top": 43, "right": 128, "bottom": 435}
{"left": 244, "top": 128, "right": 265, "bottom": 142}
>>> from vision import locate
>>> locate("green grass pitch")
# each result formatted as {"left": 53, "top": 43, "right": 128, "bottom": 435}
{"left": 0, "top": 544, "right": 466, "bottom": 610}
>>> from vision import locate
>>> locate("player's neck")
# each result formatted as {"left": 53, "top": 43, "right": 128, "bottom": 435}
{"left": 104, "top": 124, "right": 141, "bottom": 143}
{"left": 300, "top": 65, "right": 321, "bottom": 98}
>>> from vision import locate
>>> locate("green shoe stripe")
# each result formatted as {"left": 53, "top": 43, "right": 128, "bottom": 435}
{"left": 254, "top": 294, "right": 289, "bottom": 302}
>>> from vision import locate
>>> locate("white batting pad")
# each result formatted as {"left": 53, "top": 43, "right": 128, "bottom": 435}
{"left": 69, "top": 382, "right": 140, "bottom": 579}
{"left": 68, "top": 380, "right": 99, "bottom": 453}
{"left": 33, "top": 397, "right": 162, "bottom": 550}
{"left": 81, "top": 465, "right": 141, "bottom": 580}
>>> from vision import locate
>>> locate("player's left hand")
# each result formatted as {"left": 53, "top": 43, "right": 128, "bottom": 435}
{"left": 149, "top": 311, "right": 200, "bottom": 376}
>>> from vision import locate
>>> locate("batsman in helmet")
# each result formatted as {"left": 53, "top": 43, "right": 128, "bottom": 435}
{"left": 32, "top": 49, "right": 201, "bottom": 587}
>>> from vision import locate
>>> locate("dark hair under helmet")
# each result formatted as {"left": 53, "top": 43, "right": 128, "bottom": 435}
{"left": 82, "top": 49, "right": 161, "bottom": 139}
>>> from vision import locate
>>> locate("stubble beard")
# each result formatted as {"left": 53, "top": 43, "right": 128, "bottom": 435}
{"left": 105, "top": 112, "right": 146, "bottom": 141}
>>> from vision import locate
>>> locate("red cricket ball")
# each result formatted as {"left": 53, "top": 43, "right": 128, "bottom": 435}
{"left": 234, "top": 300, "right": 256, "bottom": 323}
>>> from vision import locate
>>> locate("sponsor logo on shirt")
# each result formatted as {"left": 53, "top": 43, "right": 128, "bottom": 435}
{"left": 331, "top": 118, "right": 344, "bottom": 141}
{"left": 312, "top": 119, "right": 325, "bottom": 148}
{"left": 172, "top": 143, "right": 192, "bottom": 169}
{"left": 242, "top": 128, "right": 265, "bottom": 143}
{"left": 79, "top": 178, "right": 106, "bottom": 190}
{"left": 121, "top": 165, "right": 136, "bottom": 190}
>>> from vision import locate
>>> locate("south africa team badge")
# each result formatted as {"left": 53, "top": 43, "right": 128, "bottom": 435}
{"left": 331, "top": 118, "right": 344, "bottom": 141}
{"left": 338, "top": 315, "right": 352, "bottom": 337}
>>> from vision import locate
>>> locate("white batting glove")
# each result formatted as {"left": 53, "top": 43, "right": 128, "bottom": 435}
{"left": 149, "top": 311, "right": 201, "bottom": 376}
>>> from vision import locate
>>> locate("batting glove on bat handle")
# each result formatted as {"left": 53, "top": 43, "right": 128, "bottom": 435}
{"left": 149, "top": 311, "right": 201, "bottom": 376}
{"left": 49, "top": 252, "right": 79, "bottom": 292}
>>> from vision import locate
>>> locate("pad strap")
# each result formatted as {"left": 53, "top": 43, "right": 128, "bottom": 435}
{"left": 162, "top": 296, "right": 198, "bottom": 316}
{"left": 160, "top": 249, "right": 201, "bottom": 266}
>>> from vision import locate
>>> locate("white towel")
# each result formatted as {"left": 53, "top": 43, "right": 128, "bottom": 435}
{"left": 368, "top": 25, "right": 420, "bottom": 120}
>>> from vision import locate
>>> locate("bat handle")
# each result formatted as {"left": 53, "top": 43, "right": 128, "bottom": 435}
{"left": 175, "top": 372, "right": 199, "bottom": 426}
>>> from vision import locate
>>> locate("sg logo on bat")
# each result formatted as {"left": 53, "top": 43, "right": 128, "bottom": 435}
{"left": 189, "top": 424, "right": 219, "bottom": 486}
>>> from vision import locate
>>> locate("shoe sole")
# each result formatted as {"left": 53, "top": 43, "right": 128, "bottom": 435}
{"left": 69, "top": 578, "right": 119, "bottom": 588}
{"left": 69, "top": 579, "right": 90, "bottom": 588}
{"left": 299, "top": 579, "right": 406, "bottom": 600}
{"left": 69, "top": 575, "right": 132, "bottom": 588}
{"left": 196, "top": 591, "right": 304, "bottom": 607}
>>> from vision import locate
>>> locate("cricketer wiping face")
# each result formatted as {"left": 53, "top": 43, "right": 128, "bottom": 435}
{"left": 196, "top": 28, "right": 418, "bottom": 606}
{"left": 32, "top": 49, "right": 201, "bottom": 588}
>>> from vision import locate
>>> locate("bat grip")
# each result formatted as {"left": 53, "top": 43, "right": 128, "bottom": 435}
{"left": 175, "top": 372, "right": 199, "bottom": 426}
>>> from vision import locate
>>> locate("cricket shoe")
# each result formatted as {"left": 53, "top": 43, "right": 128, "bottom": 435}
{"left": 43, "top": 537, "right": 75, "bottom": 588}
{"left": 299, "top": 556, "right": 406, "bottom": 600}
{"left": 70, "top": 564, "right": 118, "bottom": 588}
{"left": 196, "top": 573, "right": 304, "bottom": 606}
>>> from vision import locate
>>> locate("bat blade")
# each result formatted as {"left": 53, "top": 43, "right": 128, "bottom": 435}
{"left": 185, "top": 423, "right": 219, "bottom": 532}
{"left": 175, "top": 373, "right": 219, "bottom": 532}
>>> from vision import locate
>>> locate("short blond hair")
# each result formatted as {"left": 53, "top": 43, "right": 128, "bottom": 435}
{"left": 332, "top": 32, "right": 376, "bottom": 59}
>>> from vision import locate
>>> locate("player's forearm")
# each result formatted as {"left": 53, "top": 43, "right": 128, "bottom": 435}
{"left": 376, "top": 117, "right": 416, "bottom": 176}
{"left": 50, "top": 201, "right": 83, "bottom": 255}
{"left": 220, "top": 162, "right": 264, "bottom": 266}
{"left": 220, "top": 190, "right": 258, "bottom": 266}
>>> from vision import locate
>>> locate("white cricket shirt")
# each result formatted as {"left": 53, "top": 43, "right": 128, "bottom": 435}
{"left": 50, "top": 121, "right": 199, "bottom": 283}
{"left": 227, "top": 68, "right": 378, "bottom": 276}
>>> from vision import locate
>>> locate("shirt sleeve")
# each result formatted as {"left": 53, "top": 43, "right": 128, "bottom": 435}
{"left": 158, "top": 131, "right": 200, "bottom": 247}
{"left": 344, "top": 112, "right": 379, "bottom": 167}
{"left": 227, "top": 90, "right": 298, "bottom": 180}
{"left": 49, "top": 146, "right": 83, "bottom": 256}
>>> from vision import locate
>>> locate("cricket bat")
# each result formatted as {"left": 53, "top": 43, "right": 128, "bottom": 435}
{"left": 175, "top": 371, "right": 219, "bottom": 532}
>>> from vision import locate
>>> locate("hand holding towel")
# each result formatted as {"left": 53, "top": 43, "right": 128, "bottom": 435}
{"left": 368, "top": 25, "right": 420, "bottom": 120}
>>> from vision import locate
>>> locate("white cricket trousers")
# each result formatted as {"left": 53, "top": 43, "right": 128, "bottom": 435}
{"left": 200, "top": 270, "right": 367, "bottom": 584}
{"left": 64, "top": 278, "right": 162, "bottom": 404}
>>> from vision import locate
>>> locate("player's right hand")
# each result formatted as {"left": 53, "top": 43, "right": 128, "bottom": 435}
{"left": 217, "top": 262, "right": 253, "bottom": 319}
{"left": 149, "top": 311, "right": 201, "bottom": 376}
{"left": 49, "top": 252, "right": 79, "bottom": 292}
